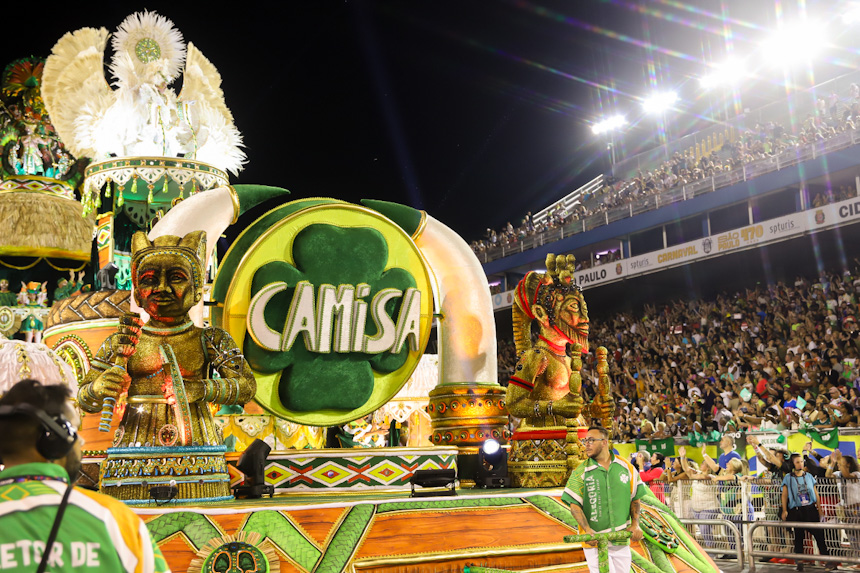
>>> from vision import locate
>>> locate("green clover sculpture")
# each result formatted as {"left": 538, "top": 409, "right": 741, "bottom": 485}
{"left": 243, "top": 223, "right": 417, "bottom": 412}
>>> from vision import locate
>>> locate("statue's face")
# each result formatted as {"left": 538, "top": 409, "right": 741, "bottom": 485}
{"left": 134, "top": 253, "right": 196, "bottom": 319}
{"left": 0, "top": 280, "right": 7, "bottom": 290}
{"left": 549, "top": 288, "right": 589, "bottom": 351}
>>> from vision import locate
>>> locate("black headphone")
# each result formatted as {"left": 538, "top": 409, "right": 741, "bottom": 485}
{"left": 0, "top": 403, "right": 78, "bottom": 460}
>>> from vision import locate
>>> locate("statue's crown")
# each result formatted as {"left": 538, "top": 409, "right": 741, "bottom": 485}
{"left": 130, "top": 230, "right": 206, "bottom": 299}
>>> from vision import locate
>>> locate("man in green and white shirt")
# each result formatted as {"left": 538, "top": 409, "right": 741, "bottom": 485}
{"left": 562, "top": 426, "right": 648, "bottom": 573}
{"left": 0, "top": 380, "right": 170, "bottom": 573}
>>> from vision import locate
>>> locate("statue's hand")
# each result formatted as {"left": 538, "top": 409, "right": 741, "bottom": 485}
{"left": 92, "top": 366, "right": 129, "bottom": 401}
{"left": 552, "top": 393, "right": 584, "bottom": 419}
{"left": 590, "top": 393, "right": 616, "bottom": 421}
{"left": 570, "top": 343, "right": 583, "bottom": 370}
{"left": 109, "top": 315, "right": 143, "bottom": 359}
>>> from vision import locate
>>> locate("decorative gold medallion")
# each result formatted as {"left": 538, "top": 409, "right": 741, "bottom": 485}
{"left": 158, "top": 424, "right": 178, "bottom": 447}
{"left": 113, "top": 427, "right": 125, "bottom": 447}
{"left": 135, "top": 38, "right": 161, "bottom": 63}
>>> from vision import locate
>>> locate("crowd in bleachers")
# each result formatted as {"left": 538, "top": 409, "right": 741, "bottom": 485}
{"left": 498, "top": 260, "right": 860, "bottom": 444}
{"left": 472, "top": 86, "right": 860, "bottom": 260}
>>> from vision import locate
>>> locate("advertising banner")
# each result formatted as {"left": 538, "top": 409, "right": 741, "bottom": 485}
{"left": 488, "top": 197, "right": 860, "bottom": 304}
{"left": 492, "top": 289, "right": 516, "bottom": 311}
{"left": 713, "top": 211, "right": 807, "bottom": 254}
{"left": 574, "top": 261, "right": 627, "bottom": 288}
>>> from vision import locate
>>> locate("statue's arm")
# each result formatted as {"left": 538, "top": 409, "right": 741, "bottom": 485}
{"left": 78, "top": 340, "right": 117, "bottom": 413}
{"left": 505, "top": 350, "right": 547, "bottom": 418}
{"left": 202, "top": 328, "right": 257, "bottom": 405}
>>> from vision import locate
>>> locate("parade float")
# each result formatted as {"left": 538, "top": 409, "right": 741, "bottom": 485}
{"left": 0, "top": 10, "right": 720, "bottom": 573}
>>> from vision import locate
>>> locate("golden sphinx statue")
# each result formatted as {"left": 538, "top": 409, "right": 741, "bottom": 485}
{"left": 505, "top": 254, "right": 614, "bottom": 487}
{"left": 78, "top": 230, "right": 256, "bottom": 503}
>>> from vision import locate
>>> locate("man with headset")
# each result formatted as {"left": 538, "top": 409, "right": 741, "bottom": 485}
{"left": 0, "top": 379, "right": 170, "bottom": 573}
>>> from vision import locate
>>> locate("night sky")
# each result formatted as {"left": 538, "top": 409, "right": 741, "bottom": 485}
{"left": 1, "top": 1, "right": 852, "bottom": 242}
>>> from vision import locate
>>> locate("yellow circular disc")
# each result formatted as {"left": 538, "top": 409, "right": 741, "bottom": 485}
{"left": 221, "top": 203, "right": 433, "bottom": 426}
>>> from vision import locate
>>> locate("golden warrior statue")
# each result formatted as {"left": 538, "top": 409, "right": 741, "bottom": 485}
{"left": 78, "top": 230, "right": 256, "bottom": 449}
{"left": 506, "top": 254, "right": 614, "bottom": 485}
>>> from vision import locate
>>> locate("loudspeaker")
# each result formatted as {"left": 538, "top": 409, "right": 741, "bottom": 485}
{"left": 0, "top": 403, "right": 78, "bottom": 460}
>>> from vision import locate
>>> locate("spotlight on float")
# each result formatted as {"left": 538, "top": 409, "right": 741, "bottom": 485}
{"left": 232, "top": 439, "right": 275, "bottom": 499}
{"left": 410, "top": 468, "right": 457, "bottom": 498}
{"left": 148, "top": 479, "right": 179, "bottom": 506}
{"left": 477, "top": 439, "right": 510, "bottom": 488}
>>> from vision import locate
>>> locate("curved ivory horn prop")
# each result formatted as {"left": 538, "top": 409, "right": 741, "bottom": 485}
{"left": 416, "top": 215, "right": 498, "bottom": 385}
{"left": 139, "top": 185, "right": 289, "bottom": 325}
{"left": 360, "top": 199, "right": 497, "bottom": 386}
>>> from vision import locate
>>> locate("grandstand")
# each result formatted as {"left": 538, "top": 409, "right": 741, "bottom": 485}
{"left": 485, "top": 66, "right": 860, "bottom": 569}
{"left": 480, "top": 69, "right": 860, "bottom": 300}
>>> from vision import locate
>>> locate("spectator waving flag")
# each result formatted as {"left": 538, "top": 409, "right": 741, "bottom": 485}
{"left": 635, "top": 437, "right": 674, "bottom": 456}
{"left": 800, "top": 427, "right": 840, "bottom": 449}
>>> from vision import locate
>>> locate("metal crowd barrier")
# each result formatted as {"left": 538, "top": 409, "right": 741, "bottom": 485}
{"left": 678, "top": 518, "right": 744, "bottom": 567}
{"left": 748, "top": 522, "right": 860, "bottom": 573}
{"left": 649, "top": 478, "right": 860, "bottom": 569}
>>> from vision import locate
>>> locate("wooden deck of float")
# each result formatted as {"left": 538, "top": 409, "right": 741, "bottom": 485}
{"left": 133, "top": 488, "right": 717, "bottom": 573}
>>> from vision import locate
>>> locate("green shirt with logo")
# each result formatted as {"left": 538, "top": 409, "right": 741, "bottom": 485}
{"left": 561, "top": 453, "right": 649, "bottom": 545}
{"left": 0, "top": 462, "right": 170, "bottom": 572}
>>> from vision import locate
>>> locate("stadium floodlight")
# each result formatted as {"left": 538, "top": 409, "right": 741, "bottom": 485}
{"left": 700, "top": 58, "right": 746, "bottom": 89}
{"left": 642, "top": 91, "right": 678, "bottom": 114}
{"left": 844, "top": 4, "right": 860, "bottom": 24}
{"left": 591, "top": 115, "right": 627, "bottom": 135}
{"left": 762, "top": 21, "right": 827, "bottom": 66}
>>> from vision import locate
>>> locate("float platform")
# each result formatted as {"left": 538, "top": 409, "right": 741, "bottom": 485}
{"left": 129, "top": 487, "right": 717, "bottom": 573}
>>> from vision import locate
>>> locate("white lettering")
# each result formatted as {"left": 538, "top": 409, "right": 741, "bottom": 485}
{"left": 315, "top": 284, "right": 355, "bottom": 353}
{"left": 363, "top": 288, "right": 401, "bottom": 353}
{"left": 246, "top": 282, "right": 288, "bottom": 351}
{"left": 393, "top": 288, "right": 422, "bottom": 353}
{"left": 72, "top": 542, "right": 87, "bottom": 567}
{"left": 351, "top": 284, "right": 371, "bottom": 352}
{"left": 248, "top": 281, "right": 423, "bottom": 356}
{"left": 0, "top": 544, "right": 17, "bottom": 568}
{"left": 0, "top": 541, "right": 99, "bottom": 569}
{"left": 48, "top": 542, "right": 63, "bottom": 567}
{"left": 86, "top": 542, "right": 100, "bottom": 567}
{"left": 281, "top": 281, "right": 318, "bottom": 352}
{"left": 32, "top": 542, "right": 45, "bottom": 564}
{"left": 15, "top": 541, "right": 31, "bottom": 567}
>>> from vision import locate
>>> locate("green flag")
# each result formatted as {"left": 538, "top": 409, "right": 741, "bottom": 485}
{"left": 635, "top": 438, "right": 675, "bottom": 456}
{"left": 799, "top": 427, "right": 840, "bottom": 449}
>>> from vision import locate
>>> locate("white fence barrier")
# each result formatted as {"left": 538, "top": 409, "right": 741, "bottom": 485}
{"left": 651, "top": 478, "right": 860, "bottom": 565}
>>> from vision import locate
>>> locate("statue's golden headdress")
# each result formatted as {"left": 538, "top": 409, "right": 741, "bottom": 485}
{"left": 130, "top": 230, "right": 206, "bottom": 302}
{"left": 512, "top": 254, "right": 579, "bottom": 354}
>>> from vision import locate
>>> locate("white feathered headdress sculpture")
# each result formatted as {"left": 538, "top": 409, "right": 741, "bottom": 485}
{"left": 41, "top": 11, "right": 246, "bottom": 175}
